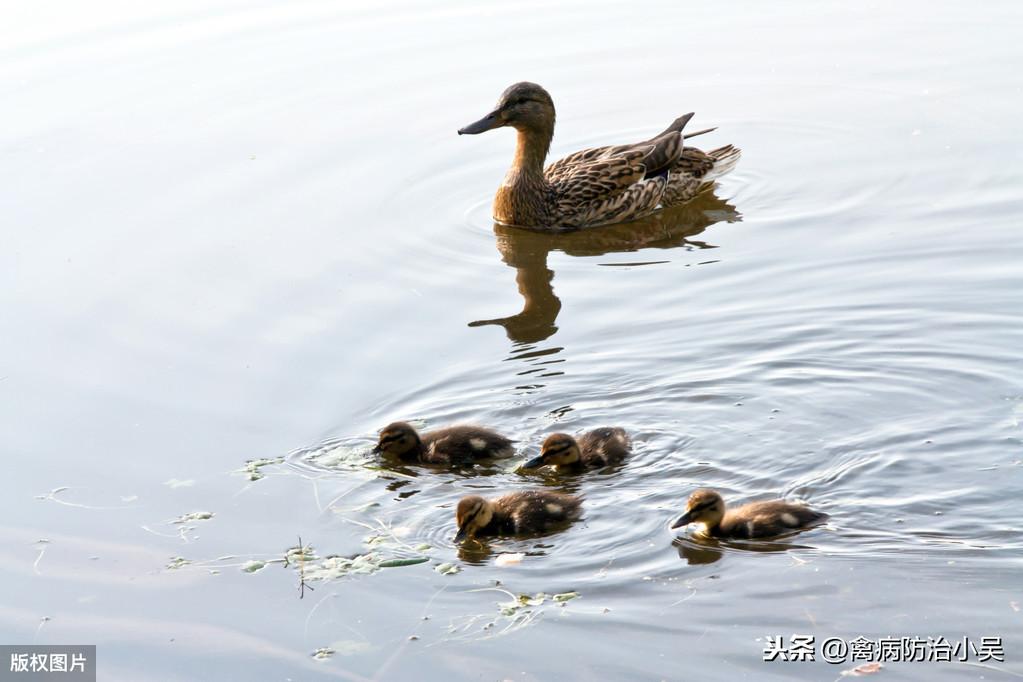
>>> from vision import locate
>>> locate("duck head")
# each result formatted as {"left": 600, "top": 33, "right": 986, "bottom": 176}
{"left": 371, "top": 421, "right": 421, "bottom": 459}
{"left": 455, "top": 495, "right": 495, "bottom": 542}
{"left": 458, "top": 82, "right": 556, "bottom": 136}
{"left": 672, "top": 488, "right": 726, "bottom": 530}
{"left": 521, "top": 433, "right": 580, "bottom": 469}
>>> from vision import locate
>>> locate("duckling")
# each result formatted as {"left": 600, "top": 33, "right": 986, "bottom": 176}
{"left": 671, "top": 488, "right": 828, "bottom": 540}
{"left": 458, "top": 82, "right": 740, "bottom": 231}
{"left": 455, "top": 490, "right": 582, "bottom": 541}
{"left": 520, "top": 427, "right": 630, "bottom": 472}
{"left": 372, "top": 421, "right": 514, "bottom": 464}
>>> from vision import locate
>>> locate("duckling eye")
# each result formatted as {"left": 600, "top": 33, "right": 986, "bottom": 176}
{"left": 689, "top": 501, "right": 714, "bottom": 515}
{"left": 515, "top": 97, "right": 529, "bottom": 106}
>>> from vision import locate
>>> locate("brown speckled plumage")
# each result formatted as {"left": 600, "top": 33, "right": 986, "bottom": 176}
{"left": 671, "top": 489, "right": 828, "bottom": 540}
{"left": 455, "top": 490, "right": 582, "bottom": 541}
{"left": 372, "top": 421, "right": 514, "bottom": 465}
{"left": 458, "top": 82, "right": 740, "bottom": 231}
{"left": 521, "top": 427, "right": 631, "bottom": 472}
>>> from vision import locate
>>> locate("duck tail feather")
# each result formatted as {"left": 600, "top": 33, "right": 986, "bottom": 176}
{"left": 704, "top": 144, "right": 742, "bottom": 180}
{"left": 682, "top": 126, "right": 717, "bottom": 140}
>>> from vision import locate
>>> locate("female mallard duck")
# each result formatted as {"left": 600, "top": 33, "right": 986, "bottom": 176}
{"left": 671, "top": 489, "right": 828, "bottom": 540}
{"left": 458, "top": 82, "right": 740, "bottom": 231}
{"left": 520, "top": 427, "right": 630, "bottom": 472}
{"left": 455, "top": 490, "right": 582, "bottom": 541}
{"left": 372, "top": 421, "right": 514, "bottom": 464}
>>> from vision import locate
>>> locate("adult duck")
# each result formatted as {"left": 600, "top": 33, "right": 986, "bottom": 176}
{"left": 458, "top": 82, "right": 740, "bottom": 231}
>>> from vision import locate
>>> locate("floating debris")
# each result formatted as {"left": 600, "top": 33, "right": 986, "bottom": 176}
{"left": 494, "top": 553, "right": 525, "bottom": 567}
{"left": 166, "top": 557, "right": 191, "bottom": 570}
{"left": 311, "top": 647, "right": 335, "bottom": 661}
{"left": 172, "top": 511, "right": 214, "bottom": 524}
{"left": 378, "top": 557, "right": 429, "bottom": 568}
{"left": 284, "top": 543, "right": 316, "bottom": 565}
{"left": 303, "top": 442, "right": 370, "bottom": 470}
{"left": 241, "top": 560, "right": 267, "bottom": 573}
{"left": 238, "top": 457, "right": 284, "bottom": 481}
{"left": 499, "top": 592, "right": 547, "bottom": 617}
{"left": 301, "top": 553, "right": 385, "bottom": 580}
{"left": 841, "top": 662, "right": 883, "bottom": 677}
{"left": 435, "top": 563, "right": 460, "bottom": 575}
{"left": 553, "top": 591, "right": 579, "bottom": 603}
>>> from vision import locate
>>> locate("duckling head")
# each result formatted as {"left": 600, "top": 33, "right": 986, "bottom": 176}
{"left": 521, "top": 433, "right": 581, "bottom": 470}
{"left": 672, "top": 488, "right": 726, "bottom": 531}
{"left": 454, "top": 495, "right": 495, "bottom": 542}
{"left": 458, "top": 82, "right": 556, "bottom": 137}
{"left": 371, "top": 422, "right": 421, "bottom": 460}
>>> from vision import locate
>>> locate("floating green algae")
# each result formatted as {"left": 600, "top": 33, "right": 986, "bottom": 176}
{"left": 377, "top": 557, "right": 429, "bottom": 568}
{"left": 302, "top": 553, "right": 383, "bottom": 580}
{"left": 492, "top": 590, "right": 580, "bottom": 616}
{"left": 499, "top": 592, "right": 547, "bottom": 616}
{"left": 241, "top": 560, "right": 267, "bottom": 573}
{"left": 237, "top": 457, "right": 284, "bottom": 481}
{"left": 173, "top": 511, "right": 214, "bottom": 523}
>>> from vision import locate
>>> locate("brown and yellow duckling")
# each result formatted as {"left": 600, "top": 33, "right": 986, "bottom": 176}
{"left": 455, "top": 490, "right": 583, "bottom": 541}
{"left": 372, "top": 421, "right": 514, "bottom": 465}
{"left": 520, "top": 427, "right": 631, "bottom": 472}
{"left": 671, "top": 488, "right": 828, "bottom": 540}
{"left": 458, "top": 81, "right": 741, "bottom": 231}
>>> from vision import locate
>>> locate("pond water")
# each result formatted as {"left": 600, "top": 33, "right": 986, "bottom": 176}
{"left": 3, "top": 1, "right": 1022, "bottom": 680}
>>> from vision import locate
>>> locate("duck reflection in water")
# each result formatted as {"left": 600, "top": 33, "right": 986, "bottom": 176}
{"left": 673, "top": 535, "right": 820, "bottom": 566}
{"left": 469, "top": 190, "right": 740, "bottom": 345}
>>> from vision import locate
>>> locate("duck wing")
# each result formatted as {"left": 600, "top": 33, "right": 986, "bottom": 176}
{"left": 544, "top": 145, "right": 615, "bottom": 184}
{"left": 544, "top": 132, "right": 686, "bottom": 229}
{"left": 545, "top": 126, "right": 685, "bottom": 184}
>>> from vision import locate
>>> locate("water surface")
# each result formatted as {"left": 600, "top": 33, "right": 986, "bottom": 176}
{"left": 2, "top": 1, "right": 1022, "bottom": 680}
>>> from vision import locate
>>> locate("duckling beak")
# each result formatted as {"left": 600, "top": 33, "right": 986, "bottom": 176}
{"left": 520, "top": 455, "right": 545, "bottom": 470}
{"left": 370, "top": 444, "right": 382, "bottom": 455}
{"left": 671, "top": 511, "right": 694, "bottom": 530}
{"left": 454, "top": 525, "right": 469, "bottom": 542}
{"left": 458, "top": 110, "right": 503, "bottom": 135}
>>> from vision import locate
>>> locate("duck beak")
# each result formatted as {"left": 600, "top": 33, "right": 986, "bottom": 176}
{"left": 520, "top": 455, "right": 545, "bottom": 470}
{"left": 671, "top": 511, "right": 694, "bottom": 530}
{"left": 454, "top": 524, "right": 469, "bottom": 542}
{"left": 370, "top": 444, "right": 382, "bottom": 455}
{"left": 458, "top": 110, "right": 503, "bottom": 135}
